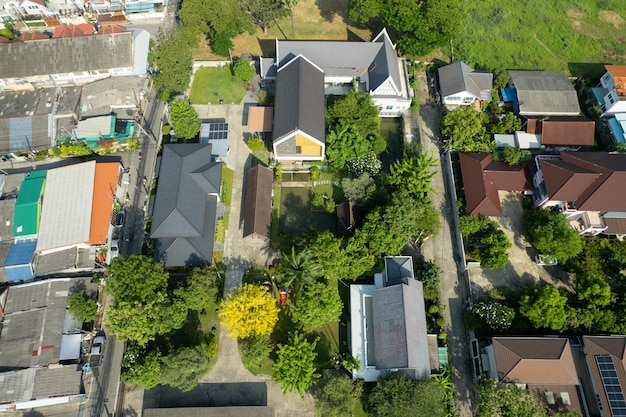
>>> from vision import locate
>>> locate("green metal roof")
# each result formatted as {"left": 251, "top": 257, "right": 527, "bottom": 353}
{"left": 13, "top": 170, "right": 46, "bottom": 238}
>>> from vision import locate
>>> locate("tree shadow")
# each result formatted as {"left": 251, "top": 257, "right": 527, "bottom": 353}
{"left": 22, "top": 410, "right": 45, "bottom": 417}
{"left": 315, "top": 0, "right": 348, "bottom": 23}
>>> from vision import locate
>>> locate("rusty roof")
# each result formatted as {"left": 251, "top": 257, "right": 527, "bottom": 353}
{"left": 248, "top": 107, "right": 273, "bottom": 132}
{"left": 459, "top": 153, "right": 531, "bottom": 217}
{"left": 493, "top": 337, "right": 578, "bottom": 385}
{"left": 243, "top": 165, "right": 273, "bottom": 238}
{"left": 540, "top": 116, "right": 595, "bottom": 146}
{"left": 584, "top": 336, "right": 626, "bottom": 417}
{"left": 541, "top": 153, "right": 626, "bottom": 211}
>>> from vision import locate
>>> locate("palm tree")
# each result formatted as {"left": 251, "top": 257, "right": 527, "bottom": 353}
{"left": 276, "top": 247, "right": 321, "bottom": 294}
{"left": 282, "top": 0, "right": 298, "bottom": 39}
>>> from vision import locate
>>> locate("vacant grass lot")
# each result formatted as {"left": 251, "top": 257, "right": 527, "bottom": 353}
{"left": 189, "top": 67, "right": 247, "bottom": 105}
{"left": 456, "top": 0, "right": 626, "bottom": 76}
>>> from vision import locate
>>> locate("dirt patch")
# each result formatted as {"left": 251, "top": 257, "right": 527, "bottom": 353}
{"left": 599, "top": 10, "right": 624, "bottom": 28}
{"left": 567, "top": 8, "right": 585, "bottom": 20}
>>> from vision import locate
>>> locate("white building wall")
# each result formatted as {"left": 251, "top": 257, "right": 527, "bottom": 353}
{"left": 442, "top": 91, "right": 478, "bottom": 105}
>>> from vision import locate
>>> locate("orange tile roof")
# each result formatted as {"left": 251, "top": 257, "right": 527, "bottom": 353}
{"left": 99, "top": 25, "right": 127, "bottom": 34}
{"left": 19, "top": 31, "right": 50, "bottom": 41}
{"left": 54, "top": 24, "right": 94, "bottom": 38}
{"left": 88, "top": 162, "right": 120, "bottom": 245}
{"left": 606, "top": 65, "right": 626, "bottom": 79}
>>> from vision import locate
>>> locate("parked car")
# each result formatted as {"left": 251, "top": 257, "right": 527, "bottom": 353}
{"left": 109, "top": 239, "right": 120, "bottom": 260}
{"left": 91, "top": 333, "right": 106, "bottom": 356}
{"left": 115, "top": 210, "right": 126, "bottom": 228}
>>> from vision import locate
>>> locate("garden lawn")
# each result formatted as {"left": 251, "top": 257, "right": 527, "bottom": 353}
{"left": 221, "top": 166, "right": 234, "bottom": 207}
{"left": 457, "top": 0, "right": 626, "bottom": 77}
{"left": 189, "top": 67, "right": 247, "bottom": 105}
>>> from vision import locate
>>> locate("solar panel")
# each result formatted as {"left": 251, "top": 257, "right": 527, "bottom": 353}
{"left": 596, "top": 355, "right": 626, "bottom": 417}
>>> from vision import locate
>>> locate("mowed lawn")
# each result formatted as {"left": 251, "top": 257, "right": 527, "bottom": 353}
{"left": 189, "top": 67, "right": 248, "bottom": 105}
{"left": 456, "top": 0, "right": 626, "bottom": 76}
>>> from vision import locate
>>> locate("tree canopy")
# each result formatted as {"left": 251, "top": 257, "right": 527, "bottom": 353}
{"left": 241, "top": 0, "right": 288, "bottom": 33}
{"left": 121, "top": 348, "right": 163, "bottom": 390}
{"left": 153, "top": 29, "right": 193, "bottom": 100}
{"left": 219, "top": 283, "right": 279, "bottom": 338}
{"left": 348, "top": 0, "right": 462, "bottom": 56}
{"left": 524, "top": 207, "right": 583, "bottom": 262}
{"left": 273, "top": 331, "right": 320, "bottom": 397}
{"left": 341, "top": 173, "right": 377, "bottom": 207}
{"left": 106, "top": 255, "right": 187, "bottom": 346}
{"left": 326, "top": 126, "right": 373, "bottom": 169}
{"left": 459, "top": 215, "right": 511, "bottom": 269}
{"left": 520, "top": 285, "right": 569, "bottom": 331}
{"left": 291, "top": 281, "right": 342, "bottom": 331}
{"left": 232, "top": 59, "right": 256, "bottom": 83}
{"left": 306, "top": 231, "right": 375, "bottom": 282}
{"left": 315, "top": 374, "right": 355, "bottom": 417}
{"left": 468, "top": 301, "right": 516, "bottom": 332}
{"left": 173, "top": 266, "right": 223, "bottom": 313}
{"left": 367, "top": 375, "right": 445, "bottom": 417}
{"left": 386, "top": 147, "right": 437, "bottom": 198}
{"left": 476, "top": 379, "right": 551, "bottom": 417}
{"left": 170, "top": 99, "right": 201, "bottom": 140}
{"left": 160, "top": 346, "right": 211, "bottom": 392}
{"left": 441, "top": 106, "right": 492, "bottom": 152}
{"left": 326, "top": 91, "right": 384, "bottom": 152}
{"left": 67, "top": 291, "right": 97, "bottom": 322}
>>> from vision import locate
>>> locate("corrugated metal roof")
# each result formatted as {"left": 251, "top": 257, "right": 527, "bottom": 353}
{"left": 88, "top": 162, "right": 119, "bottom": 245}
{"left": 13, "top": 170, "right": 46, "bottom": 238}
{"left": 5, "top": 239, "right": 36, "bottom": 267}
{"left": 243, "top": 165, "right": 273, "bottom": 238}
{"left": 508, "top": 71, "right": 581, "bottom": 116}
{"left": 36, "top": 161, "right": 96, "bottom": 251}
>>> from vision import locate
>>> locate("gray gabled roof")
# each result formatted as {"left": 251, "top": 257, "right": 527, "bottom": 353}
{"left": 151, "top": 144, "right": 221, "bottom": 266}
{"left": 372, "top": 279, "right": 430, "bottom": 378}
{"left": 438, "top": 62, "right": 493, "bottom": 100}
{"left": 384, "top": 256, "right": 414, "bottom": 287}
{"left": 508, "top": 71, "right": 580, "bottom": 116}
{"left": 0, "top": 31, "right": 133, "bottom": 79}
{"left": 272, "top": 55, "right": 325, "bottom": 143}
{"left": 276, "top": 29, "right": 399, "bottom": 94}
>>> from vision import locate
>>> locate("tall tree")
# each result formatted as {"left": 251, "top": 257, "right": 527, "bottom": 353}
{"left": 232, "top": 59, "right": 256, "bottom": 83}
{"left": 173, "top": 266, "right": 223, "bottom": 312}
{"left": 326, "top": 126, "right": 373, "bottom": 169}
{"left": 67, "top": 291, "right": 98, "bottom": 322}
{"left": 307, "top": 231, "right": 374, "bottom": 282}
{"left": 440, "top": 106, "right": 492, "bottom": 152}
{"left": 219, "top": 283, "right": 279, "bottom": 338}
{"left": 170, "top": 99, "right": 201, "bottom": 140}
{"left": 348, "top": 0, "right": 462, "bottom": 56}
{"left": 524, "top": 207, "right": 583, "bottom": 262}
{"left": 160, "top": 346, "right": 210, "bottom": 392}
{"left": 282, "top": 0, "right": 298, "bottom": 38}
{"left": 121, "top": 349, "right": 163, "bottom": 389}
{"left": 326, "top": 91, "right": 384, "bottom": 152}
{"left": 241, "top": 0, "right": 288, "bottom": 33}
{"left": 520, "top": 285, "right": 569, "bottom": 331}
{"left": 341, "top": 173, "right": 377, "bottom": 206}
{"left": 106, "top": 255, "right": 187, "bottom": 346}
{"left": 291, "top": 281, "right": 342, "bottom": 331}
{"left": 386, "top": 149, "right": 437, "bottom": 198}
{"left": 476, "top": 379, "right": 550, "bottom": 417}
{"left": 315, "top": 374, "right": 355, "bottom": 417}
{"left": 153, "top": 29, "right": 193, "bottom": 100}
{"left": 273, "top": 331, "right": 320, "bottom": 397}
{"left": 277, "top": 248, "right": 321, "bottom": 293}
{"left": 367, "top": 375, "right": 445, "bottom": 417}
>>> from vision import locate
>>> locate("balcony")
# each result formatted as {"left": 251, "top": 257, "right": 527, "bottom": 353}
{"left": 568, "top": 211, "right": 607, "bottom": 236}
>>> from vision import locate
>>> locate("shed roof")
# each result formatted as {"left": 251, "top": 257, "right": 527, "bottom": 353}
{"left": 243, "top": 165, "right": 273, "bottom": 238}
{"left": 272, "top": 55, "right": 325, "bottom": 145}
{"left": 248, "top": 107, "right": 274, "bottom": 132}
{"left": 36, "top": 161, "right": 96, "bottom": 252}
{"left": 384, "top": 256, "right": 414, "bottom": 287}
{"left": 89, "top": 162, "right": 119, "bottom": 245}
{"left": 372, "top": 279, "right": 430, "bottom": 378}
{"left": 532, "top": 116, "right": 595, "bottom": 146}
{"left": 13, "top": 170, "right": 46, "bottom": 238}
{"left": 0, "top": 30, "right": 132, "bottom": 79}
{"left": 508, "top": 71, "right": 580, "bottom": 116}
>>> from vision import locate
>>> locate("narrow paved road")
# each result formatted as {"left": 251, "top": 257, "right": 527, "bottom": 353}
{"left": 415, "top": 74, "right": 475, "bottom": 417}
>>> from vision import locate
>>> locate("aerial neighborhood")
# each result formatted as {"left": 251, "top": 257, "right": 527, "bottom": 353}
{"left": 0, "top": 0, "right": 625, "bottom": 416}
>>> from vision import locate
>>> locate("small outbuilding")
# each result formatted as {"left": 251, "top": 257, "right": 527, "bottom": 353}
{"left": 243, "top": 165, "right": 273, "bottom": 239}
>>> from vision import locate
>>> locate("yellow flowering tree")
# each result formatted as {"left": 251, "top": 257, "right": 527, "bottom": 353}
{"left": 219, "top": 283, "right": 279, "bottom": 338}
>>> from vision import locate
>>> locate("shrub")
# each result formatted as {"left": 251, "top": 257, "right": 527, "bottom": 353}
{"left": 310, "top": 166, "right": 320, "bottom": 180}
{"left": 247, "top": 136, "right": 265, "bottom": 152}
{"left": 215, "top": 217, "right": 225, "bottom": 243}
{"left": 470, "top": 301, "right": 515, "bottom": 332}
{"left": 240, "top": 334, "right": 272, "bottom": 369}
{"left": 274, "top": 163, "right": 282, "bottom": 181}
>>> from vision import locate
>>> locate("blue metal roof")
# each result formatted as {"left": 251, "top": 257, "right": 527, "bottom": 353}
{"left": 500, "top": 88, "right": 519, "bottom": 113}
{"left": 6, "top": 264, "right": 34, "bottom": 281}
{"left": 5, "top": 239, "right": 37, "bottom": 267}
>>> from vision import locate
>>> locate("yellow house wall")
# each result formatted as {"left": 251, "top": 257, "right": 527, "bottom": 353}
{"left": 295, "top": 134, "right": 322, "bottom": 156}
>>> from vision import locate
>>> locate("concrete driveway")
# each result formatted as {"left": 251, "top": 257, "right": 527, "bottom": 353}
{"left": 468, "top": 191, "right": 574, "bottom": 299}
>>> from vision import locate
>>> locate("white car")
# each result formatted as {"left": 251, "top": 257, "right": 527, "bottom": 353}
{"left": 109, "top": 239, "right": 120, "bottom": 261}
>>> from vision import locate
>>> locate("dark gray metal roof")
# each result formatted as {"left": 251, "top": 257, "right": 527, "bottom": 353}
{"left": 243, "top": 165, "right": 273, "bottom": 238}
{"left": 272, "top": 56, "right": 325, "bottom": 144}
{"left": 372, "top": 279, "right": 430, "bottom": 378}
{"left": 144, "top": 408, "right": 274, "bottom": 417}
{"left": 384, "top": 256, "right": 414, "bottom": 287}
{"left": 438, "top": 62, "right": 493, "bottom": 100}
{"left": 276, "top": 29, "right": 399, "bottom": 93}
{"left": 508, "top": 71, "right": 580, "bottom": 115}
{"left": 151, "top": 144, "right": 221, "bottom": 267}
{"left": 0, "top": 31, "right": 133, "bottom": 79}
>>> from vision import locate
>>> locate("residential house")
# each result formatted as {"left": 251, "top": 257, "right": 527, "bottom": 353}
{"left": 583, "top": 335, "right": 626, "bottom": 417}
{"left": 480, "top": 337, "right": 585, "bottom": 415}
{"left": 437, "top": 61, "right": 493, "bottom": 106}
{"left": 0, "top": 25, "right": 149, "bottom": 90}
{"left": 458, "top": 153, "right": 532, "bottom": 217}
{"left": 272, "top": 55, "right": 325, "bottom": 162}
{"left": 594, "top": 65, "right": 626, "bottom": 115}
{"left": 350, "top": 256, "right": 430, "bottom": 382}
{"left": 263, "top": 28, "right": 411, "bottom": 117}
{"left": 497, "top": 116, "right": 596, "bottom": 150}
{"left": 151, "top": 144, "right": 222, "bottom": 267}
{"left": 0, "top": 279, "right": 97, "bottom": 410}
{"left": 507, "top": 71, "right": 581, "bottom": 116}
{"left": 74, "top": 113, "right": 135, "bottom": 148}
{"left": 0, "top": 86, "right": 81, "bottom": 154}
{"left": 243, "top": 165, "right": 273, "bottom": 239}
{"left": 533, "top": 152, "right": 626, "bottom": 237}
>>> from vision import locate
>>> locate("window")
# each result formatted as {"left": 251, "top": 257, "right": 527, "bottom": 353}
{"left": 295, "top": 146, "right": 302, "bottom": 154}
{"left": 385, "top": 105, "right": 393, "bottom": 110}
{"left": 463, "top": 97, "right": 474, "bottom": 104}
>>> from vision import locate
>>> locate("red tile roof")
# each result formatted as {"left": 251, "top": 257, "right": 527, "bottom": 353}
{"left": 540, "top": 116, "right": 595, "bottom": 146}
{"left": 541, "top": 152, "right": 626, "bottom": 211}
{"left": 19, "top": 31, "right": 50, "bottom": 41}
{"left": 54, "top": 24, "right": 94, "bottom": 38}
{"left": 459, "top": 153, "right": 531, "bottom": 216}
{"left": 606, "top": 65, "right": 626, "bottom": 79}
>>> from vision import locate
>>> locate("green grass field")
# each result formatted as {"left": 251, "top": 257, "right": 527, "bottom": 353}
{"left": 456, "top": 0, "right": 626, "bottom": 77}
{"left": 189, "top": 67, "right": 248, "bottom": 105}
{"left": 221, "top": 166, "right": 234, "bottom": 207}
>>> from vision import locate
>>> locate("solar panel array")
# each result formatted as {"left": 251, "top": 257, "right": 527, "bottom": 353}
{"left": 205, "top": 123, "right": 229, "bottom": 140}
{"left": 597, "top": 355, "right": 626, "bottom": 417}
